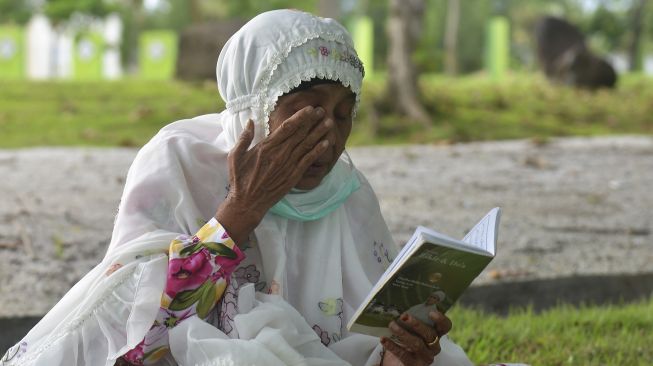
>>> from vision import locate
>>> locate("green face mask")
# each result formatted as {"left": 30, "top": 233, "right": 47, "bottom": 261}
{"left": 269, "top": 154, "right": 360, "bottom": 221}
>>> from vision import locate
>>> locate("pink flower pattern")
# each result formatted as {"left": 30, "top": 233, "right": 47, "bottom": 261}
{"left": 166, "top": 248, "right": 212, "bottom": 298}
{"left": 119, "top": 218, "right": 245, "bottom": 365}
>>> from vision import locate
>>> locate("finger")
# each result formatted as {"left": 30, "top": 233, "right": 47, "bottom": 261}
{"left": 288, "top": 118, "right": 334, "bottom": 162}
{"left": 428, "top": 311, "right": 453, "bottom": 336}
{"left": 392, "top": 319, "right": 439, "bottom": 364}
{"left": 380, "top": 337, "right": 413, "bottom": 365}
{"left": 399, "top": 313, "right": 440, "bottom": 347}
{"left": 269, "top": 106, "right": 324, "bottom": 145}
{"left": 292, "top": 139, "right": 330, "bottom": 179}
{"left": 422, "top": 333, "right": 441, "bottom": 358}
{"left": 231, "top": 119, "right": 255, "bottom": 159}
{"left": 389, "top": 320, "right": 424, "bottom": 353}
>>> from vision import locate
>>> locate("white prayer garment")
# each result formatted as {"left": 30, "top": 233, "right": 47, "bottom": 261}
{"left": 2, "top": 10, "right": 473, "bottom": 366}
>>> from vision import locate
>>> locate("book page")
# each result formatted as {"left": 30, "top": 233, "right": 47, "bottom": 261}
{"left": 461, "top": 207, "right": 501, "bottom": 255}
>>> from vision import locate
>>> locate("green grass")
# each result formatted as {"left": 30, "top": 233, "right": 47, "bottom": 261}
{"left": 350, "top": 72, "right": 653, "bottom": 145}
{"left": 446, "top": 297, "right": 653, "bottom": 366}
{"left": 0, "top": 79, "right": 221, "bottom": 148}
{"left": 1, "top": 73, "right": 652, "bottom": 148}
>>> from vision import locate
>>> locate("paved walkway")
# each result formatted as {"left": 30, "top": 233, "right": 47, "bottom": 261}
{"left": 1, "top": 136, "right": 652, "bottom": 317}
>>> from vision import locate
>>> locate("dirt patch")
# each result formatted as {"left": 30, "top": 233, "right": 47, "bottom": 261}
{"left": 1, "top": 136, "right": 652, "bottom": 318}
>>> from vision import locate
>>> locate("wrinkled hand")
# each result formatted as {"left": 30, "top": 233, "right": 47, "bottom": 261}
{"left": 216, "top": 106, "right": 333, "bottom": 243}
{"left": 381, "top": 311, "right": 452, "bottom": 366}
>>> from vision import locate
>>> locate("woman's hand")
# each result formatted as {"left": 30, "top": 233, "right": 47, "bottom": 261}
{"left": 216, "top": 106, "right": 333, "bottom": 243}
{"left": 380, "top": 311, "right": 452, "bottom": 366}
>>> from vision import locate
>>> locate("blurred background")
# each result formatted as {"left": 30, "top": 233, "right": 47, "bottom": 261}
{"left": 1, "top": 1, "right": 653, "bottom": 364}
{"left": 0, "top": 0, "right": 651, "bottom": 147}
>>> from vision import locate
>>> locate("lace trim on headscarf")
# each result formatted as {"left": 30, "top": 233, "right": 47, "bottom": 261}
{"left": 263, "top": 63, "right": 362, "bottom": 137}
{"left": 224, "top": 31, "right": 362, "bottom": 137}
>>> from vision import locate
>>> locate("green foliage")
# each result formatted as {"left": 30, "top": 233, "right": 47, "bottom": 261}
{"left": 585, "top": 4, "right": 629, "bottom": 52}
{"left": 0, "top": 0, "right": 32, "bottom": 24}
{"left": 349, "top": 73, "right": 653, "bottom": 145}
{"left": 447, "top": 297, "right": 653, "bottom": 365}
{"left": 44, "top": 0, "right": 118, "bottom": 23}
{"left": 224, "top": 0, "right": 317, "bottom": 19}
{"left": 0, "top": 74, "right": 652, "bottom": 148}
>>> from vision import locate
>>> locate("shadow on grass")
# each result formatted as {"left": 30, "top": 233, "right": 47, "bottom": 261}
{"left": 459, "top": 272, "right": 653, "bottom": 315}
{"left": 2, "top": 272, "right": 653, "bottom": 354}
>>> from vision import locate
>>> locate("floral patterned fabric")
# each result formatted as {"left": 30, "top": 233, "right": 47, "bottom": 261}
{"left": 120, "top": 218, "right": 244, "bottom": 365}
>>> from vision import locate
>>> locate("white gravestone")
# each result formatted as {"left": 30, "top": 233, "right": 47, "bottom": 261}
{"left": 103, "top": 13, "right": 123, "bottom": 79}
{"left": 55, "top": 29, "right": 74, "bottom": 78}
{"left": 27, "top": 14, "right": 55, "bottom": 79}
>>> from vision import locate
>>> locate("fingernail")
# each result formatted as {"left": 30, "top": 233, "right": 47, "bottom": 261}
{"left": 320, "top": 140, "right": 329, "bottom": 148}
{"left": 324, "top": 119, "right": 334, "bottom": 128}
{"left": 315, "top": 107, "right": 324, "bottom": 117}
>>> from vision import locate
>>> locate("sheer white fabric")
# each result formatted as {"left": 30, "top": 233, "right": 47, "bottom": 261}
{"left": 3, "top": 9, "right": 474, "bottom": 366}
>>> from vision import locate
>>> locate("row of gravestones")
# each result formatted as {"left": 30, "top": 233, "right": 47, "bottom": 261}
{"left": 0, "top": 15, "right": 378, "bottom": 82}
{"left": 1, "top": 14, "right": 511, "bottom": 82}
{"left": 0, "top": 14, "right": 177, "bottom": 80}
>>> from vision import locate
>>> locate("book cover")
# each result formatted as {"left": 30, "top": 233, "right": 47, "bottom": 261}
{"left": 348, "top": 208, "right": 500, "bottom": 337}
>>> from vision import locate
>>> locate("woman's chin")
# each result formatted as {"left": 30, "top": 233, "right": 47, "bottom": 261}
{"left": 295, "top": 164, "right": 330, "bottom": 190}
{"left": 294, "top": 177, "right": 322, "bottom": 190}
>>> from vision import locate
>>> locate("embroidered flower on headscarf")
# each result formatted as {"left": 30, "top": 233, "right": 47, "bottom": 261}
{"left": 312, "top": 324, "right": 331, "bottom": 346}
{"left": 105, "top": 263, "right": 123, "bottom": 276}
{"left": 373, "top": 241, "right": 392, "bottom": 264}
{"left": 218, "top": 279, "right": 240, "bottom": 337}
{"left": 166, "top": 248, "right": 213, "bottom": 298}
{"left": 318, "top": 298, "right": 343, "bottom": 316}
{"left": 234, "top": 264, "right": 260, "bottom": 287}
{"left": 268, "top": 280, "right": 281, "bottom": 295}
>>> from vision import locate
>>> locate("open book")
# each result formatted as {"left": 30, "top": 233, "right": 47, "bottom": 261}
{"left": 347, "top": 207, "right": 501, "bottom": 337}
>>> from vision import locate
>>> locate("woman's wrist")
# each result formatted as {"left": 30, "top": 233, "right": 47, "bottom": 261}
{"left": 215, "top": 195, "right": 264, "bottom": 245}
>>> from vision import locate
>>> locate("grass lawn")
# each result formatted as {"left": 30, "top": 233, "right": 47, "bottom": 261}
{"left": 0, "top": 79, "right": 221, "bottom": 148}
{"left": 447, "top": 297, "right": 653, "bottom": 366}
{"left": 351, "top": 72, "right": 653, "bottom": 145}
{"left": 1, "top": 73, "right": 652, "bottom": 148}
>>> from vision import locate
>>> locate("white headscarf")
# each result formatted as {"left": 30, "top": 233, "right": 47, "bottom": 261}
{"left": 3, "top": 10, "right": 472, "bottom": 366}
{"left": 215, "top": 9, "right": 364, "bottom": 147}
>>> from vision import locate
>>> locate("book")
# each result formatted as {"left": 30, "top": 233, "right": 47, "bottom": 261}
{"left": 347, "top": 207, "right": 501, "bottom": 337}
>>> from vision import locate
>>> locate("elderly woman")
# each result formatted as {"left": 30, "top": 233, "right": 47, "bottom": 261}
{"left": 2, "top": 10, "right": 472, "bottom": 366}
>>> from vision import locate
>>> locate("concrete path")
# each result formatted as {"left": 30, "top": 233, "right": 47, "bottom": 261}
{"left": 1, "top": 136, "right": 652, "bottom": 319}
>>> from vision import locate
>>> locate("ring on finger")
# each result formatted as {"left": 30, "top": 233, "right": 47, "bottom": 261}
{"left": 426, "top": 334, "right": 440, "bottom": 348}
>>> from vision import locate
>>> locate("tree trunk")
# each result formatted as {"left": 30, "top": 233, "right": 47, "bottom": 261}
{"left": 188, "top": 0, "right": 203, "bottom": 24}
{"left": 386, "top": 0, "right": 430, "bottom": 127}
{"left": 628, "top": 0, "right": 647, "bottom": 71}
{"left": 125, "top": 0, "right": 144, "bottom": 74}
{"left": 444, "top": 0, "right": 460, "bottom": 75}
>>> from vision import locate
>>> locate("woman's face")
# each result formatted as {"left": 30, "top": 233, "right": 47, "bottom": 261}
{"left": 268, "top": 82, "right": 356, "bottom": 190}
